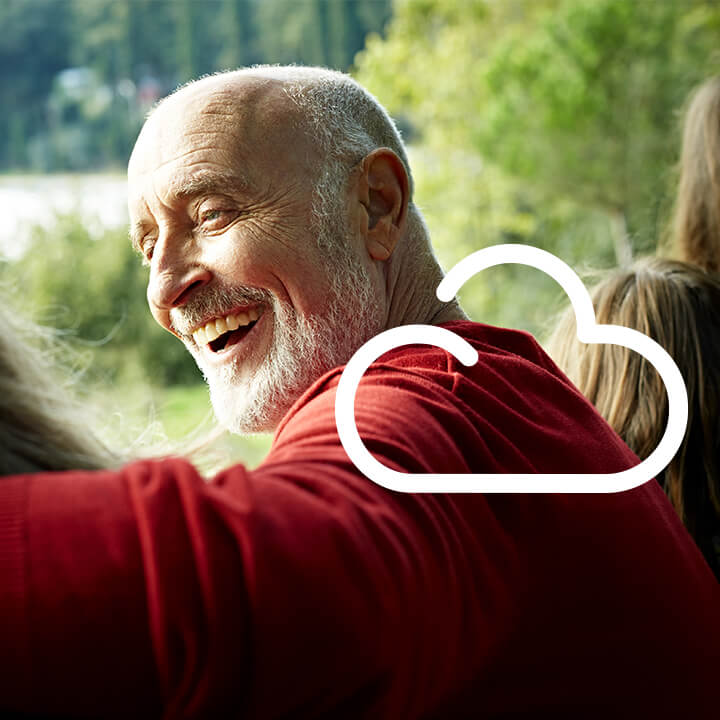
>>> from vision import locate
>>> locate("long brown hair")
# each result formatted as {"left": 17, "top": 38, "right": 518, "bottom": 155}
{"left": 0, "top": 295, "right": 121, "bottom": 475}
{"left": 670, "top": 76, "right": 720, "bottom": 272}
{"left": 545, "top": 258, "right": 720, "bottom": 576}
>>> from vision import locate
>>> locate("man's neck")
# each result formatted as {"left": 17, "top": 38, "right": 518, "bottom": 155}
{"left": 383, "top": 258, "right": 468, "bottom": 329}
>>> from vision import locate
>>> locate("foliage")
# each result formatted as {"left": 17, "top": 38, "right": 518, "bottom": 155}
{"left": 7, "top": 0, "right": 720, "bottom": 360}
{"left": 253, "top": 0, "right": 391, "bottom": 70}
{"left": 2, "top": 213, "right": 198, "bottom": 386}
{"left": 0, "top": 0, "right": 392, "bottom": 172}
{"left": 355, "top": 0, "right": 720, "bottom": 333}
{"left": 2, "top": 212, "right": 273, "bottom": 466}
{"left": 477, "top": 0, "right": 720, "bottom": 254}
{"left": 0, "top": 0, "right": 73, "bottom": 169}
{"left": 95, "top": 381, "right": 273, "bottom": 471}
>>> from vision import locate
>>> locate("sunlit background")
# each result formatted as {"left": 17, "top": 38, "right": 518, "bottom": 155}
{"left": 2, "top": 0, "right": 719, "bottom": 467}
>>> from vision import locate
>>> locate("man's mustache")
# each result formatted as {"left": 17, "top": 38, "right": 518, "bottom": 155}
{"left": 170, "top": 284, "right": 272, "bottom": 339}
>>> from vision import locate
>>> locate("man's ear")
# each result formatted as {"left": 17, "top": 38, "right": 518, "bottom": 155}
{"left": 356, "top": 148, "right": 410, "bottom": 262}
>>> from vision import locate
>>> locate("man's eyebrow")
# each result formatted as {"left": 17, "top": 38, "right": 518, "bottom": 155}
{"left": 129, "top": 221, "right": 151, "bottom": 253}
{"left": 128, "top": 171, "right": 250, "bottom": 251}
{"left": 169, "top": 170, "right": 250, "bottom": 201}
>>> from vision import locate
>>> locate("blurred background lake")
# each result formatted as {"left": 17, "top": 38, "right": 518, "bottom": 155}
{"left": 0, "top": 174, "right": 127, "bottom": 259}
{"left": 3, "top": 0, "right": 719, "bottom": 470}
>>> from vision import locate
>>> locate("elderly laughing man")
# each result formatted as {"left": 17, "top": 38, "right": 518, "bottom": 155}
{"left": 1, "top": 67, "right": 718, "bottom": 719}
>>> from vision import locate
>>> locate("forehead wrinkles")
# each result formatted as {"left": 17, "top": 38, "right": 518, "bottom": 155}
{"left": 162, "top": 82, "right": 268, "bottom": 151}
{"left": 128, "top": 88, "right": 267, "bottom": 185}
{"left": 134, "top": 114, "right": 239, "bottom": 174}
{"left": 200, "top": 80, "right": 319, "bottom": 173}
{"left": 131, "top": 78, "right": 315, "bottom": 180}
{"left": 130, "top": 110, "right": 250, "bottom": 214}
{"left": 128, "top": 79, "right": 319, "bottom": 223}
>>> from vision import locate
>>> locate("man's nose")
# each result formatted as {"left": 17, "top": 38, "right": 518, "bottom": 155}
{"left": 146, "top": 234, "right": 212, "bottom": 312}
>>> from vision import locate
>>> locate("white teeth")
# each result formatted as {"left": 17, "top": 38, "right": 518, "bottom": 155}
{"left": 215, "top": 317, "right": 228, "bottom": 335}
{"left": 192, "top": 306, "right": 263, "bottom": 346}
{"left": 195, "top": 326, "right": 207, "bottom": 345}
{"left": 205, "top": 323, "right": 221, "bottom": 343}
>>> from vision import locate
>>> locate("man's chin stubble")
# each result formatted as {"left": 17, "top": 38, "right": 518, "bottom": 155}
{"left": 201, "top": 280, "right": 383, "bottom": 436}
{"left": 189, "top": 197, "right": 384, "bottom": 434}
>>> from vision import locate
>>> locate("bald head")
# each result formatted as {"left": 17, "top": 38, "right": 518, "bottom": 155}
{"left": 127, "top": 66, "right": 464, "bottom": 434}
{"left": 137, "top": 66, "right": 415, "bottom": 201}
{"left": 129, "top": 73, "right": 320, "bottom": 206}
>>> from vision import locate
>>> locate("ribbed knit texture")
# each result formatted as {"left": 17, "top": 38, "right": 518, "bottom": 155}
{"left": 0, "top": 475, "right": 30, "bottom": 696}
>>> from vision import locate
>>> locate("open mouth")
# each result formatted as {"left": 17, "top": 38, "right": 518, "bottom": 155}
{"left": 192, "top": 307, "right": 264, "bottom": 353}
{"left": 208, "top": 319, "right": 258, "bottom": 353}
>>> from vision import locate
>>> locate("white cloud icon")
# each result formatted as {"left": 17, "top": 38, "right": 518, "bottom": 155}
{"left": 335, "top": 244, "right": 689, "bottom": 493}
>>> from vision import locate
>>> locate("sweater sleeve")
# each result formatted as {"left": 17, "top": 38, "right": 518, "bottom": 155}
{"left": 3, "top": 355, "right": 720, "bottom": 718}
{"left": 0, "top": 370, "right": 510, "bottom": 719}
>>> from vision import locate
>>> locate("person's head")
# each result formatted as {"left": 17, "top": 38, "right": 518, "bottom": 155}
{"left": 128, "top": 66, "right": 463, "bottom": 435}
{"left": 671, "top": 76, "right": 720, "bottom": 272}
{"left": 545, "top": 258, "right": 720, "bottom": 545}
{"left": 0, "top": 296, "right": 119, "bottom": 476}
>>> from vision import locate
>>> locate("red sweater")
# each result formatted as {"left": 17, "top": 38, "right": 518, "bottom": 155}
{"left": 1, "top": 321, "right": 718, "bottom": 718}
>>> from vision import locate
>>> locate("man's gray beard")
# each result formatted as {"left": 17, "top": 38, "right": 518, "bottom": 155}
{"left": 175, "top": 218, "right": 384, "bottom": 435}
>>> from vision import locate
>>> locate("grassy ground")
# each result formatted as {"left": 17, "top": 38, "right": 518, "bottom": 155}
{"left": 96, "top": 380, "right": 273, "bottom": 474}
{"left": 159, "top": 384, "right": 274, "bottom": 470}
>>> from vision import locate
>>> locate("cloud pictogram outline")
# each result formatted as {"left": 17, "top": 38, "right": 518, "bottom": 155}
{"left": 334, "top": 244, "right": 689, "bottom": 493}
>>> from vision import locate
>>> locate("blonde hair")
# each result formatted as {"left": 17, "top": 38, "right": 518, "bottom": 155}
{"left": 671, "top": 76, "right": 720, "bottom": 272}
{"left": 0, "top": 296, "right": 121, "bottom": 476}
{"left": 545, "top": 258, "right": 720, "bottom": 573}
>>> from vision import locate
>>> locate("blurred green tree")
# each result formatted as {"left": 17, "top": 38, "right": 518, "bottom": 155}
{"left": 216, "top": 0, "right": 259, "bottom": 69}
{"left": 3, "top": 215, "right": 199, "bottom": 387}
{"left": 477, "top": 0, "right": 720, "bottom": 260}
{"left": 0, "top": 0, "right": 72, "bottom": 168}
{"left": 356, "top": 0, "right": 720, "bottom": 334}
{"left": 1, "top": 0, "right": 393, "bottom": 172}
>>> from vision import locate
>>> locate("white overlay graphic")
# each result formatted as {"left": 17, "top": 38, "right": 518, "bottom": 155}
{"left": 335, "top": 244, "right": 689, "bottom": 493}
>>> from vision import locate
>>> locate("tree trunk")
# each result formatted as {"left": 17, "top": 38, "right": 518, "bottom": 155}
{"left": 609, "top": 209, "right": 633, "bottom": 267}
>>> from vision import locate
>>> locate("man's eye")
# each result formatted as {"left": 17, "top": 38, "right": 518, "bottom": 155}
{"left": 199, "top": 208, "right": 234, "bottom": 229}
{"left": 141, "top": 239, "right": 155, "bottom": 264}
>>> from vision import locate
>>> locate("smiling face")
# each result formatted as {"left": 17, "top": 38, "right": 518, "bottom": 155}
{"left": 128, "top": 76, "right": 385, "bottom": 432}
